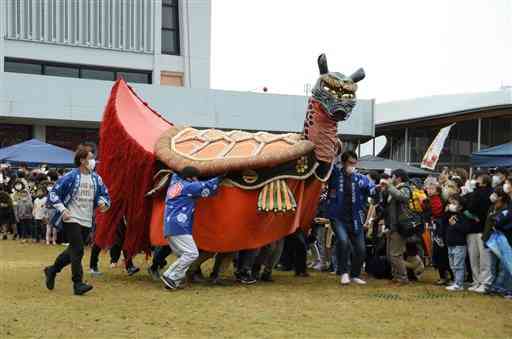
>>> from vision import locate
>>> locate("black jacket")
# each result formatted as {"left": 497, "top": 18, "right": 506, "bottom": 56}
{"left": 463, "top": 186, "right": 493, "bottom": 233}
{"left": 446, "top": 213, "right": 471, "bottom": 247}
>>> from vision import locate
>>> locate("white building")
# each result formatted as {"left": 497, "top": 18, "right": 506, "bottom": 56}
{"left": 0, "top": 0, "right": 374, "bottom": 151}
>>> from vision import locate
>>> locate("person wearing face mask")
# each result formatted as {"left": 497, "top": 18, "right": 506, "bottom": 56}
{"left": 444, "top": 194, "right": 471, "bottom": 292}
{"left": 379, "top": 169, "right": 413, "bottom": 285}
{"left": 43, "top": 147, "right": 111, "bottom": 296}
{"left": 32, "top": 185, "right": 49, "bottom": 243}
{"left": 504, "top": 177, "right": 512, "bottom": 198}
{"left": 426, "top": 184, "right": 453, "bottom": 285}
{"left": 464, "top": 172, "right": 494, "bottom": 293}
{"left": 0, "top": 187, "right": 15, "bottom": 241}
{"left": 482, "top": 187, "right": 512, "bottom": 298}
{"left": 12, "top": 181, "right": 33, "bottom": 243}
{"left": 492, "top": 168, "right": 509, "bottom": 188}
{"left": 327, "top": 151, "right": 376, "bottom": 285}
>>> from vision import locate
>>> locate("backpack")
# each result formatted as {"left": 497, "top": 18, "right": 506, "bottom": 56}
{"left": 397, "top": 184, "right": 425, "bottom": 238}
{"left": 409, "top": 185, "right": 427, "bottom": 213}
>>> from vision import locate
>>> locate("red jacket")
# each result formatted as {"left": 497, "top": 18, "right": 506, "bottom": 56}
{"left": 430, "top": 195, "right": 444, "bottom": 219}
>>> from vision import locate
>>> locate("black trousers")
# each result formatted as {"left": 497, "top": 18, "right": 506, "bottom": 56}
{"left": 432, "top": 243, "right": 453, "bottom": 280}
{"left": 52, "top": 222, "right": 87, "bottom": 284}
{"left": 287, "top": 229, "right": 308, "bottom": 274}
{"left": 278, "top": 230, "right": 307, "bottom": 274}
{"left": 90, "top": 221, "right": 133, "bottom": 269}
{"left": 151, "top": 246, "right": 173, "bottom": 270}
{"left": 90, "top": 244, "right": 101, "bottom": 270}
{"left": 237, "top": 249, "right": 260, "bottom": 273}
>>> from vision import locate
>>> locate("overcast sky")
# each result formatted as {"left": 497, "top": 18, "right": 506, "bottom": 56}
{"left": 211, "top": 0, "right": 512, "bottom": 103}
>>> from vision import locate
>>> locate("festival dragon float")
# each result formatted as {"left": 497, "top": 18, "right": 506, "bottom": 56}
{"left": 94, "top": 54, "right": 365, "bottom": 256}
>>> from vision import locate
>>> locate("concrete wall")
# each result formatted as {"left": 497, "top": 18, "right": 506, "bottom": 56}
{"left": 0, "top": 72, "right": 374, "bottom": 137}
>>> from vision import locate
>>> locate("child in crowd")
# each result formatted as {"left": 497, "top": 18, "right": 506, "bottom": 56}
{"left": 46, "top": 207, "right": 58, "bottom": 245}
{"left": 33, "top": 186, "right": 49, "bottom": 243}
{"left": 426, "top": 183, "right": 452, "bottom": 285}
{"left": 445, "top": 194, "right": 471, "bottom": 291}
{"left": 0, "top": 189, "right": 15, "bottom": 240}
{"left": 12, "top": 182, "right": 33, "bottom": 243}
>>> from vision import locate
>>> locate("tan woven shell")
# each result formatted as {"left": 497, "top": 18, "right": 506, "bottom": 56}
{"left": 155, "top": 126, "right": 315, "bottom": 176}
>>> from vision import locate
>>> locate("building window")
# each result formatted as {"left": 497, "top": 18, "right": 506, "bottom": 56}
{"left": 46, "top": 126, "right": 99, "bottom": 151}
{"left": 44, "top": 65, "right": 80, "bottom": 78}
{"left": 117, "top": 72, "right": 151, "bottom": 84}
{"left": 481, "top": 114, "right": 512, "bottom": 149}
{"left": 160, "top": 71, "right": 183, "bottom": 87}
{"left": 4, "top": 60, "right": 42, "bottom": 75}
{"left": 162, "top": 0, "right": 180, "bottom": 55}
{"left": 0, "top": 124, "right": 32, "bottom": 148}
{"left": 81, "top": 69, "right": 116, "bottom": 81}
{"left": 4, "top": 58, "right": 152, "bottom": 84}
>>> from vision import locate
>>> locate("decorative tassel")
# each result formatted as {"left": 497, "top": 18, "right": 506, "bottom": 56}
{"left": 257, "top": 179, "right": 297, "bottom": 213}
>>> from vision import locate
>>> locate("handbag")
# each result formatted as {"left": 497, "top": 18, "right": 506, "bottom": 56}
{"left": 486, "top": 230, "right": 512, "bottom": 275}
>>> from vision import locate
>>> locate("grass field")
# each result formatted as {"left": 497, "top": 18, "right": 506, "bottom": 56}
{"left": 1, "top": 240, "right": 511, "bottom": 339}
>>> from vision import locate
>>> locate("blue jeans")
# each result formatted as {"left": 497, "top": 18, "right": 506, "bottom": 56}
{"left": 448, "top": 246, "right": 467, "bottom": 287}
{"left": 332, "top": 219, "right": 365, "bottom": 277}
{"left": 490, "top": 253, "right": 512, "bottom": 294}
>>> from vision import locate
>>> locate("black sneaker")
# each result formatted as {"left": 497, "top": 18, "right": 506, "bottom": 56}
{"left": 260, "top": 271, "right": 274, "bottom": 282}
{"left": 209, "top": 276, "right": 230, "bottom": 286}
{"left": 74, "top": 282, "right": 93, "bottom": 296}
{"left": 189, "top": 271, "right": 206, "bottom": 283}
{"left": 295, "top": 272, "right": 310, "bottom": 278}
{"left": 148, "top": 267, "right": 160, "bottom": 281}
{"left": 252, "top": 270, "right": 261, "bottom": 281}
{"left": 127, "top": 266, "right": 140, "bottom": 276}
{"left": 160, "top": 275, "right": 178, "bottom": 290}
{"left": 44, "top": 267, "right": 56, "bottom": 290}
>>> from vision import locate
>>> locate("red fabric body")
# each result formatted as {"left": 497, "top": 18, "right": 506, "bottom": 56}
{"left": 150, "top": 179, "right": 322, "bottom": 252}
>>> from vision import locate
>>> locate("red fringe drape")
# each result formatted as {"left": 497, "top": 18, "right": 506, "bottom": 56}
{"left": 94, "top": 80, "right": 172, "bottom": 257}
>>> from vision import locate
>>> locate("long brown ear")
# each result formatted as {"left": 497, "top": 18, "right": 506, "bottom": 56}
{"left": 350, "top": 68, "right": 365, "bottom": 83}
{"left": 318, "top": 54, "right": 329, "bottom": 75}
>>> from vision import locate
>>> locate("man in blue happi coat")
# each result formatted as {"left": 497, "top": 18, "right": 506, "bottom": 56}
{"left": 327, "top": 151, "right": 376, "bottom": 286}
{"left": 160, "top": 166, "right": 221, "bottom": 290}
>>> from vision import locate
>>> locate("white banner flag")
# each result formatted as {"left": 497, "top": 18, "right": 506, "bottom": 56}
{"left": 421, "top": 123, "right": 455, "bottom": 170}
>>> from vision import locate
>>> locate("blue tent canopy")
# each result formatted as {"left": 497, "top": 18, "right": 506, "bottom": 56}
{"left": 358, "top": 155, "right": 434, "bottom": 176}
{"left": 0, "top": 139, "right": 74, "bottom": 167}
{"left": 471, "top": 141, "right": 512, "bottom": 168}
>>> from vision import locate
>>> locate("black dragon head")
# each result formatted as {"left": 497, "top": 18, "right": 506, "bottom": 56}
{"left": 312, "top": 54, "right": 365, "bottom": 121}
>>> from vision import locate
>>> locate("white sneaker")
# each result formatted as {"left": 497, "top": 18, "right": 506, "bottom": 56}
{"left": 474, "top": 285, "right": 487, "bottom": 293}
{"left": 89, "top": 268, "right": 102, "bottom": 276}
{"left": 340, "top": 273, "right": 350, "bottom": 285}
{"left": 446, "top": 284, "right": 464, "bottom": 292}
{"left": 351, "top": 277, "right": 367, "bottom": 285}
{"left": 468, "top": 284, "right": 480, "bottom": 292}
